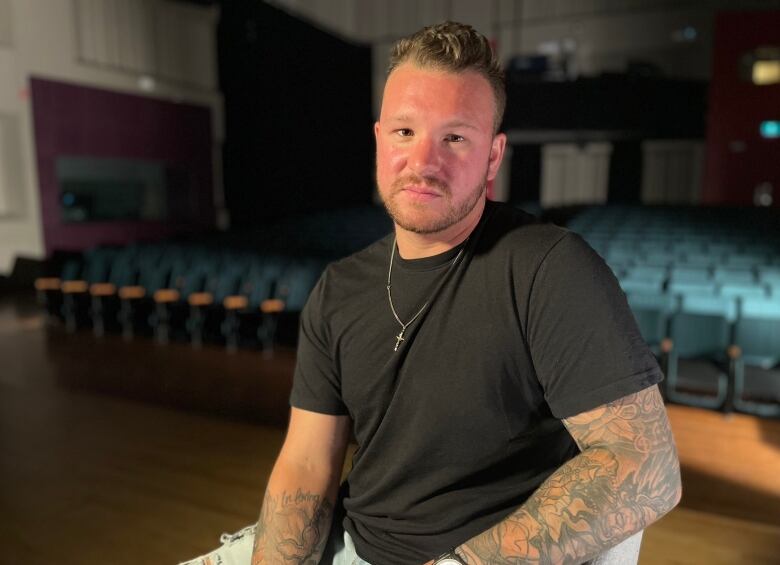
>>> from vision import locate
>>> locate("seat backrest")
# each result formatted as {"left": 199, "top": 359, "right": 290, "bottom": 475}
{"left": 137, "top": 258, "right": 173, "bottom": 293}
{"left": 718, "top": 283, "right": 768, "bottom": 300}
{"left": 275, "top": 260, "right": 324, "bottom": 312}
{"left": 178, "top": 257, "right": 215, "bottom": 298}
{"left": 210, "top": 255, "right": 250, "bottom": 302}
{"left": 735, "top": 298, "right": 780, "bottom": 365}
{"left": 670, "top": 295, "right": 736, "bottom": 357}
{"left": 626, "top": 265, "right": 668, "bottom": 283}
{"left": 758, "top": 268, "right": 780, "bottom": 297}
{"left": 670, "top": 266, "right": 711, "bottom": 284}
{"left": 245, "top": 256, "right": 287, "bottom": 308}
{"left": 627, "top": 292, "right": 677, "bottom": 346}
{"left": 725, "top": 254, "right": 766, "bottom": 269}
{"left": 681, "top": 294, "right": 738, "bottom": 321}
{"left": 713, "top": 267, "right": 755, "bottom": 285}
{"left": 667, "top": 280, "right": 717, "bottom": 298}
{"left": 82, "top": 247, "right": 116, "bottom": 283}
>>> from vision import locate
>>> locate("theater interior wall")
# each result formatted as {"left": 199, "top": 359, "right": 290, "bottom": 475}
{"left": 0, "top": 0, "right": 223, "bottom": 275}
{"left": 269, "top": 0, "right": 780, "bottom": 207}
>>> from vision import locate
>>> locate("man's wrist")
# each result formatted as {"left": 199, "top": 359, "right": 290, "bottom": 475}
{"left": 432, "top": 548, "right": 468, "bottom": 565}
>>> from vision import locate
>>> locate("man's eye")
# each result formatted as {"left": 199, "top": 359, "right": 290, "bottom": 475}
{"left": 445, "top": 134, "right": 464, "bottom": 142}
{"left": 396, "top": 129, "right": 413, "bottom": 137}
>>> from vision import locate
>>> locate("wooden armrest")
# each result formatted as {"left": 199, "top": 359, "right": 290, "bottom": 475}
{"left": 188, "top": 292, "right": 214, "bottom": 306}
{"left": 90, "top": 282, "right": 117, "bottom": 297}
{"left": 119, "top": 286, "right": 146, "bottom": 300}
{"left": 727, "top": 345, "right": 742, "bottom": 360}
{"left": 153, "top": 289, "right": 180, "bottom": 303}
{"left": 224, "top": 295, "right": 248, "bottom": 310}
{"left": 660, "top": 338, "right": 674, "bottom": 353}
{"left": 35, "top": 277, "right": 62, "bottom": 291}
{"left": 61, "top": 280, "right": 88, "bottom": 294}
{"left": 261, "top": 298, "right": 285, "bottom": 314}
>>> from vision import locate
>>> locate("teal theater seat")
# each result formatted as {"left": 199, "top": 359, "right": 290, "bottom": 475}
{"left": 730, "top": 297, "right": 780, "bottom": 417}
{"left": 664, "top": 294, "right": 737, "bottom": 411}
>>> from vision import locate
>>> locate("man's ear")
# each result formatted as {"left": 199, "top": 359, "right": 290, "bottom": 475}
{"left": 374, "top": 121, "right": 381, "bottom": 142}
{"left": 487, "top": 132, "right": 507, "bottom": 181}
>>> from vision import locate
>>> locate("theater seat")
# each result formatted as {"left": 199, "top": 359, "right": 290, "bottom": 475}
{"left": 89, "top": 248, "right": 137, "bottom": 336}
{"left": 35, "top": 257, "right": 82, "bottom": 320}
{"left": 626, "top": 292, "right": 676, "bottom": 356}
{"left": 221, "top": 256, "right": 286, "bottom": 352}
{"left": 61, "top": 248, "right": 116, "bottom": 332}
{"left": 730, "top": 297, "right": 780, "bottom": 417}
{"left": 151, "top": 257, "right": 211, "bottom": 344}
{"left": 186, "top": 256, "right": 248, "bottom": 348}
{"left": 257, "top": 259, "right": 323, "bottom": 355}
{"left": 664, "top": 294, "right": 736, "bottom": 411}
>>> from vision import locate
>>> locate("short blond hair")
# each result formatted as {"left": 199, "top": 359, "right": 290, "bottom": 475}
{"left": 388, "top": 21, "right": 506, "bottom": 133}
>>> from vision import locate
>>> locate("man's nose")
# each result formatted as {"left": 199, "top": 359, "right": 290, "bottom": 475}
{"left": 408, "top": 136, "right": 442, "bottom": 176}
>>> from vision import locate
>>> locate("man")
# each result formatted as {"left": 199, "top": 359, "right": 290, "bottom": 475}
{"left": 186, "top": 21, "right": 681, "bottom": 565}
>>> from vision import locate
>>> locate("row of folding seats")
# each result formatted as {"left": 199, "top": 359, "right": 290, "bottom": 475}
{"left": 565, "top": 204, "right": 780, "bottom": 418}
{"left": 35, "top": 244, "right": 325, "bottom": 352}
{"left": 568, "top": 203, "right": 779, "bottom": 234}
{"left": 601, "top": 246, "right": 780, "bottom": 271}
{"left": 627, "top": 292, "right": 780, "bottom": 417}
{"left": 617, "top": 265, "right": 780, "bottom": 300}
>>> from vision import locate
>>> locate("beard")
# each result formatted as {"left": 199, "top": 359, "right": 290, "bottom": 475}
{"left": 379, "top": 172, "right": 487, "bottom": 235}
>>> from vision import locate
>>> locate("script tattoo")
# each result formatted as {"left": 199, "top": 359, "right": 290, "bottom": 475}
{"left": 458, "top": 386, "right": 681, "bottom": 564}
{"left": 251, "top": 488, "right": 333, "bottom": 565}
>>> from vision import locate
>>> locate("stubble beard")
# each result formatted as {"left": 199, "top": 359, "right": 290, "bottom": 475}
{"left": 379, "top": 173, "right": 488, "bottom": 235}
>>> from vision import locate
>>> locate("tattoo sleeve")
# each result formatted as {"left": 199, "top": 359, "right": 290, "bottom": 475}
{"left": 458, "top": 386, "right": 682, "bottom": 565}
{"left": 251, "top": 487, "right": 334, "bottom": 565}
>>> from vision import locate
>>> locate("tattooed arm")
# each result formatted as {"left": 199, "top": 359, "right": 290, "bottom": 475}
{"left": 252, "top": 407, "right": 351, "bottom": 565}
{"left": 456, "top": 385, "right": 681, "bottom": 565}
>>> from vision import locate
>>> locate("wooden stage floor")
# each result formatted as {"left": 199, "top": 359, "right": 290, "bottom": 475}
{"left": 1, "top": 293, "right": 779, "bottom": 564}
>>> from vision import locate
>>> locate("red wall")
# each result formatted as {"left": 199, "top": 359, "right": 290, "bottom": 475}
{"left": 31, "top": 77, "right": 215, "bottom": 254}
{"left": 703, "top": 12, "right": 780, "bottom": 206}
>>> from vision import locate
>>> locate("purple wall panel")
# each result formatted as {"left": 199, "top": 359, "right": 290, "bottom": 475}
{"left": 30, "top": 77, "right": 215, "bottom": 254}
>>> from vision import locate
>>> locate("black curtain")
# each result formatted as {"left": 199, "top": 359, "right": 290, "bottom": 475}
{"left": 218, "top": 1, "right": 374, "bottom": 226}
{"left": 508, "top": 144, "right": 541, "bottom": 204}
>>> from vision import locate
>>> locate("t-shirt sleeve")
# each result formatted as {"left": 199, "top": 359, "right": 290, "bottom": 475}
{"left": 289, "top": 269, "right": 349, "bottom": 416}
{"left": 526, "top": 231, "right": 663, "bottom": 419}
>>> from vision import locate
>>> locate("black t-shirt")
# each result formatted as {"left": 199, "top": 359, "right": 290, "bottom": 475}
{"left": 290, "top": 201, "right": 662, "bottom": 564}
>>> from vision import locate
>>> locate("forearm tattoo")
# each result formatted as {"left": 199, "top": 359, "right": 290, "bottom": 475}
{"left": 251, "top": 488, "right": 334, "bottom": 565}
{"left": 459, "top": 387, "right": 681, "bottom": 564}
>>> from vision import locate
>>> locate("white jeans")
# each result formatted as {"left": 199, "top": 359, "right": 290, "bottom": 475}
{"left": 179, "top": 523, "right": 642, "bottom": 565}
{"left": 179, "top": 522, "right": 372, "bottom": 565}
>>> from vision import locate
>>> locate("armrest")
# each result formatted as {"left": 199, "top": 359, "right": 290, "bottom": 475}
{"left": 154, "top": 289, "right": 181, "bottom": 303}
{"left": 90, "top": 282, "right": 117, "bottom": 297}
{"left": 34, "top": 277, "right": 61, "bottom": 291}
{"left": 188, "top": 292, "right": 214, "bottom": 306}
{"left": 119, "top": 286, "right": 146, "bottom": 299}
{"left": 727, "top": 345, "right": 742, "bottom": 360}
{"left": 61, "top": 280, "right": 88, "bottom": 294}
{"left": 261, "top": 298, "right": 285, "bottom": 313}
{"left": 224, "top": 295, "right": 249, "bottom": 310}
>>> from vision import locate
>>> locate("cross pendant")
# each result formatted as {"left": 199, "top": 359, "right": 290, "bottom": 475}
{"left": 394, "top": 330, "right": 405, "bottom": 351}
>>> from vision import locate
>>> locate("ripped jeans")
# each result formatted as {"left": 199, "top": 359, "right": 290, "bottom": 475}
{"left": 179, "top": 518, "right": 644, "bottom": 565}
{"left": 178, "top": 520, "right": 372, "bottom": 565}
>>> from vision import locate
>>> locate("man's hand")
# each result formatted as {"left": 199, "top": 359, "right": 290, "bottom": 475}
{"left": 456, "top": 385, "right": 681, "bottom": 564}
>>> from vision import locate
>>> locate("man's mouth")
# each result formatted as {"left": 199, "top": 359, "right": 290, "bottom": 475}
{"left": 402, "top": 185, "right": 442, "bottom": 197}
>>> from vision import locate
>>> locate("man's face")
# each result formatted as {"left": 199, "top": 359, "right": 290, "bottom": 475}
{"left": 374, "top": 63, "right": 506, "bottom": 235}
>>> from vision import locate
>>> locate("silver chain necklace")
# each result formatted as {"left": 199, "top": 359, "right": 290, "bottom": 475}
{"left": 386, "top": 237, "right": 466, "bottom": 352}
